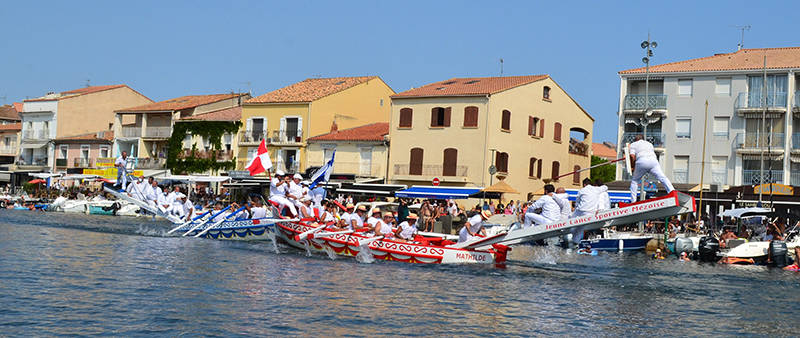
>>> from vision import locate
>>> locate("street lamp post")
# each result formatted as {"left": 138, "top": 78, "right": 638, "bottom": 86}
{"left": 638, "top": 35, "right": 657, "bottom": 203}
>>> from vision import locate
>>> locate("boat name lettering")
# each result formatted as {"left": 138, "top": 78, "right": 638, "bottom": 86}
{"left": 455, "top": 252, "right": 485, "bottom": 261}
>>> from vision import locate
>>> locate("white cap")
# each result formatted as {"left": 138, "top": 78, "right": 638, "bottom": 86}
{"left": 300, "top": 196, "right": 311, "bottom": 202}
{"left": 276, "top": 169, "right": 285, "bottom": 176}
{"left": 301, "top": 180, "right": 310, "bottom": 186}
{"left": 293, "top": 173, "right": 303, "bottom": 180}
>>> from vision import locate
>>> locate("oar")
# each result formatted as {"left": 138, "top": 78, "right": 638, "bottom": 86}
{"left": 294, "top": 223, "right": 328, "bottom": 242}
{"left": 542, "top": 157, "right": 626, "bottom": 183}
{"left": 358, "top": 235, "right": 384, "bottom": 247}
{"left": 168, "top": 210, "right": 211, "bottom": 234}
{"left": 193, "top": 206, "right": 247, "bottom": 238}
{"left": 313, "top": 229, "right": 354, "bottom": 238}
{"left": 182, "top": 206, "right": 231, "bottom": 237}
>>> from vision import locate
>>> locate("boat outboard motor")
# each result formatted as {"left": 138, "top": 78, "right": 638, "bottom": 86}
{"left": 674, "top": 237, "right": 694, "bottom": 255}
{"left": 697, "top": 236, "right": 719, "bottom": 262}
{"left": 769, "top": 240, "right": 788, "bottom": 268}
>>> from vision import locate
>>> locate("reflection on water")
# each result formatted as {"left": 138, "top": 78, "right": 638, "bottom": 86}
{"left": 1, "top": 209, "right": 799, "bottom": 336}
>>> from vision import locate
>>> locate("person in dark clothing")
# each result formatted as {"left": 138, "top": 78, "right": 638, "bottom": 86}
{"left": 397, "top": 198, "right": 409, "bottom": 224}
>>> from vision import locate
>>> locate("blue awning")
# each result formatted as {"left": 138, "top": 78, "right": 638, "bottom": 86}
{"left": 394, "top": 186, "right": 483, "bottom": 199}
{"left": 565, "top": 189, "right": 633, "bottom": 203}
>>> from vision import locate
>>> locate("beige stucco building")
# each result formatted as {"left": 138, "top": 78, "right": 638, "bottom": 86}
{"left": 53, "top": 131, "right": 113, "bottom": 173}
{"left": 239, "top": 76, "right": 394, "bottom": 175}
{"left": 306, "top": 122, "right": 389, "bottom": 181}
{"left": 388, "top": 75, "right": 594, "bottom": 201}
{"left": 17, "top": 85, "right": 152, "bottom": 171}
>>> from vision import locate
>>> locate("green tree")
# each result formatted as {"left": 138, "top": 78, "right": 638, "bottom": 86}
{"left": 590, "top": 155, "right": 616, "bottom": 183}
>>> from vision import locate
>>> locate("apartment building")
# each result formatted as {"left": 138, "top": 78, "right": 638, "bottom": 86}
{"left": 113, "top": 93, "right": 249, "bottom": 170}
{"left": 306, "top": 122, "right": 389, "bottom": 180}
{"left": 388, "top": 75, "right": 594, "bottom": 201}
{"left": 17, "top": 85, "right": 152, "bottom": 171}
{"left": 0, "top": 104, "right": 21, "bottom": 166}
{"left": 239, "top": 76, "right": 394, "bottom": 174}
{"left": 53, "top": 131, "right": 113, "bottom": 174}
{"left": 616, "top": 47, "right": 800, "bottom": 187}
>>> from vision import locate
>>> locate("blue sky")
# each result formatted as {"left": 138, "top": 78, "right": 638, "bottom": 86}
{"left": 1, "top": 1, "right": 798, "bottom": 143}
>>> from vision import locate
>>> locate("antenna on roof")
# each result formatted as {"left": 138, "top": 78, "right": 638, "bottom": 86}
{"left": 85, "top": 79, "right": 91, "bottom": 87}
{"left": 499, "top": 58, "right": 504, "bottom": 76}
{"left": 734, "top": 25, "right": 751, "bottom": 51}
{"left": 240, "top": 81, "right": 252, "bottom": 96}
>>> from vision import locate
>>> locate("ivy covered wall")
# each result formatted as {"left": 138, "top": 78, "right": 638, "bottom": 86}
{"left": 167, "top": 121, "right": 242, "bottom": 174}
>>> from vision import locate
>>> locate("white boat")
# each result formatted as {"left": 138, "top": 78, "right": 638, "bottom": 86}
{"left": 580, "top": 229, "right": 654, "bottom": 251}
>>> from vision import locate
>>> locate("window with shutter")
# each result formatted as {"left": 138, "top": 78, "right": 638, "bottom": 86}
{"left": 409, "top": 148, "right": 423, "bottom": 175}
{"left": 573, "top": 165, "right": 580, "bottom": 184}
{"left": 495, "top": 152, "right": 509, "bottom": 173}
{"left": 444, "top": 107, "right": 451, "bottom": 127}
{"left": 528, "top": 116, "right": 533, "bottom": 135}
{"left": 554, "top": 122, "right": 562, "bottom": 142}
{"left": 529, "top": 157, "right": 536, "bottom": 177}
{"left": 543, "top": 86, "right": 551, "bottom": 100}
{"left": 501, "top": 110, "right": 511, "bottom": 131}
{"left": 539, "top": 119, "right": 545, "bottom": 138}
{"left": 443, "top": 148, "right": 457, "bottom": 176}
{"left": 431, "top": 107, "right": 446, "bottom": 127}
{"left": 551, "top": 161, "right": 560, "bottom": 180}
{"left": 463, "top": 106, "right": 478, "bottom": 127}
{"left": 399, "top": 108, "right": 413, "bottom": 128}
{"left": 537, "top": 159, "right": 542, "bottom": 178}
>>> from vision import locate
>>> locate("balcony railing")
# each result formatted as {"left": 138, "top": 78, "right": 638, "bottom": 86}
{"left": 179, "top": 149, "right": 234, "bottom": 161}
{"left": 568, "top": 139, "right": 589, "bottom": 156}
{"left": 22, "top": 129, "right": 50, "bottom": 140}
{"left": 622, "top": 132, "right": 665, "bottom": 147}
{"left": 239, "top": 130, "right": 267, "bottom": 144}
{"left": 133, "top": 157, "right": 166, "bottom": 169}
{"left": 735, "top": 132, "right": 785, "bottom": 149}
{"left": 743, "top": 170, "right": 783, "bottom": 185}
{"left": 271, "top": 130, "right": 303, "bottom": 144}
{"left": 0, "top": 144, "right": 16, "bottom": 155}
{"left": 143, "top": 126, "right": 171, "bottom": 138}
{"left": 735, "top": 91, "right": 787, "bottom": 109}
{"left": 792, "top": 171, "right": 800, "bottom": 186}
{"left": 673, "top": 170, "right": 688, "bottom": 184}
{"left": 73, "top": 157, "right": 92, "bottom": 168}
{"left": 18, "top": 157, "right": 49, "bottom": 166}
{"left": 121, "top": 126, "right": 141, "bottom": 138}
{"left": 793, "top": 133, "right": 800, "bottom": 150}
{"left": 623, "top": 94, "right": 667, "bottom": 110}
{"left": 55, "top": 158, "right": 68, "bottom": 167}
{"left": 393, "top": 164, "right": 469, "bottom": 177}
{"left": 711, "top": 170, "right": 727, "bottom": 185}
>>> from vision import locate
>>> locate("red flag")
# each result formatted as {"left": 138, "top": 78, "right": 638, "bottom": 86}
{"left": 246, "top": 139, "right": 272, "bottom": 176}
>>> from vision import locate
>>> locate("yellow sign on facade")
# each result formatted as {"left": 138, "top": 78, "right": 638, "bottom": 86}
{"left": 83, "top": 168, "right": 143, "bottom": 179}
{"left": 753, "top": 183, "right": 794, "bottom": 196}
{"left": 95, "top": 157, "right": 115, "bottom": 168}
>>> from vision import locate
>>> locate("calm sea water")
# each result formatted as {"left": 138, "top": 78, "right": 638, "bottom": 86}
{"left": 1, "top": 209, "right": 799, "bottom": 337}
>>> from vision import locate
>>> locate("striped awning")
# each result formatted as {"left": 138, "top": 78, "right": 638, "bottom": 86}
{"left": 791, "top": 154, "right": 800, "bottom": 163}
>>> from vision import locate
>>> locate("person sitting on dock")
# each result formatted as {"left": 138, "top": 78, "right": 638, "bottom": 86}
{"left": 629, "top": 134, "right": 674, "bottom": 202}
{"left": 374, "top": 211, "right": 396, "bottom": 238}
{"left": 524, "top": 184, "right": 561, "bottom": 228}
{"left": 458, "top": 210, "right": 491, "bottom": 243}
{"left": 395, "top": 213, "right": 419, "bottom": 241}
{"left": 268, "top": 170, "right": 296, "bottom": 217}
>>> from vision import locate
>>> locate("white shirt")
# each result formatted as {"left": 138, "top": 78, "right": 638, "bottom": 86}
{"left": 156, "top": 191, "right": 168, "bottom": 207}
{"left": 251, "top": 206, "right": 268, "bottom": 219}
{"left": 575, "top": 185, "right": 600, "bottom": 213}
{"left": 114, "top": 156, "right": 127, "bottom": 168}
{"left": 300, "top": 204, "right": 314, "bottom": 218}
{"left": 287, "top": 181, "right": 304, "bottom": 199}
{"left": 629, "top": 139, "right": 657, "bottom": 163}
{"left": 599, "top": 186, "right": 610, "bottom": 210}
{"left": 350, "top": 213, "right": 364, "bottom": 229}
{"left": 366, "top": 216, "right": 380, "bottom": 228}
{"left": 398, "top": 221, "right": 417, "bottom": 240}
{"left": 458, "top": 214, "right": 484, "bottom": 243}
{"left": 183, "top": 200, "right": 194, "bottom": 216}
{"left": 146, "top": 184, "right": 158, "bottom": 201}
{"left": 531, "top": 194, "right": 561, "bottom": 222}
{"left": 553, "top": 193, "right": 571, "bottom": 220}
{"left": 269, "top": 178, "right": 286, "bottom": 197}
{"left": 376, "top": 220, "right": 393, "bottom": 236}
{"left": 448, "top": 204, "right": 458, "bottom": 216}
{"left": 166, "top": 191, "right": 179, "bottom": 205}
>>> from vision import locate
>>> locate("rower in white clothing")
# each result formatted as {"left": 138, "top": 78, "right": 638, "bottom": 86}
{"left": 299, "top": 197, "right": 315, "bottom": 219}
{"left": 595, "top": 179, "right": 611, "bottom": 210}
{"left": 268, "top": 170, "right": 297, "bottom": 216}
{"left": 458, "top": 210, "right": 491, "bottom": 243}
{"left": 554, "top": 187, "right": 572, "bottom": 221}
{"left": 524, "top": 184, "right": 562, "bottom": 227}
{"left": 247, "top": 199, "right": 269, "bottom": 219}
{"left": 570, "top": 178, "right": 606, "bottom": 243}
{"left": 395, "top": 213, "right": 419, "bottom": 241}
{"left": 366, "top": 207, "right": 382, "bottom": 232}
{"left": 629, "top": 135, "right": 674, "bottom": 202}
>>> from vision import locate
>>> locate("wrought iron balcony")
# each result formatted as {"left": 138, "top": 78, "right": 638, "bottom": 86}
{"left": 621, "top": 132, "right": 665, "bottom": 147}
{"left": 711, "top": 170, "right": 727, "bottom": 185}
{"left": 743, "top": 170, "right": 783, "bottom": 185}
{"left": 735, "top": 132, "right": 785, "bottom": 149}
{"left": 239, "top": 130, "right": 267, "bottom": 144}
{"left": 623, "top": 94, "right": 667, "bottom": 111}
{"left": 271, "top": 130, "right": 303, "bottom": 144}
{"left": 73, "top": 157, "right": 92, "bottom": 168}
{"left": 735, "top": 91, "right": 787, "bottom": 110}
{"left": 793, "top": 133, "right": 800, "bottom": 150}
{"left": 672, "top": 170, "right": 688, "bottom": 184}
{"left": 22, "top": 129, "right": 50, "bottom": 140}
{"left": 121, "top": 126, "right": 141, "bottom": 138}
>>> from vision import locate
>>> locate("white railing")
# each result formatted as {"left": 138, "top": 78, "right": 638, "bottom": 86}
{"left": 121, "top": 126, "right": 141, "bottom": 138}
{"left": 239, "top": 130, "right": 267, "bottom": 144}
{"left": 307, "top": 161, "right": 384, "bottom": 177}
{"left": 271, "top": 130, "right": 303, "bottom": 144}
{"left": 742, "top": 170, "right": 783, "bottom": 185}
{"left": 672, "top": 170, "right": 688, "bottom": 184}
{"left": 22, "top": 129, "right": 50, "bottom": 139}
{"left": 711, "top": 170, "right": 727, "bottom": 185}
{"left": 393, "top": 164, "right": 468, "bottom": 177}
{"left": 143, "top": 127, "right": 171, "bottom": 138}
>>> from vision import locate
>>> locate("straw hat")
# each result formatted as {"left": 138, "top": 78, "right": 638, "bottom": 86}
{"left": 406, "top": 213, "right": 419, "bottom": 220}
{"left": 356, "top": 205, "right": 367, "bottom": 212}
{"left": 480, "top": 210, "right": 492, "bottom": 220}
{"left": 371, "top": 207, "right": 381, "bottom": 214}
{"left": 346, "top": 203, "right": 355, "bottom": 210}
{"left": 293, "top": 173, "right": 303, "bottom": 180}
{"left": 383, "top": 211, "right": 394, "bottom": 218}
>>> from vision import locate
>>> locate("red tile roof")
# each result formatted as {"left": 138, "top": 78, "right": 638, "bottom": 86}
{"left": 392, "top": 75, "right": 549, "bottom": 98}
{"left": 117, "top": 93, "right": 246, "bottom": 113}
{"left": 24, "top": 85, "right": 131, "bottom": 102}
{"left": 179, "top": 106, "right": 242, "bottom": 122}
{"left": 0, "top": 105, "right": 20, "bottom": 121}
{"left": 13, "top": 102, "right": 23, "bottom": 114}
{"left": 592, "top": 142, "right": 617, "bottom": 159}
{"left": 247, "top": 76, "right": 377, "bottom": 103}
{"left": 620, "top": 47, "right": 800, "bottom": 74}
{"left": 307, "top": 122, "right": 389, "bottom": 142}
{"left": 0, "top": 122, "right": 22, "bottom": 131}
{"left": 55, "top": 130, "right": 114, "bottom": 143}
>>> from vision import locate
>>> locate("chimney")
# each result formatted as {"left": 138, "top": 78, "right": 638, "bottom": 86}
{"left": 330, "top": 120, "right": 338, "bottom": 133}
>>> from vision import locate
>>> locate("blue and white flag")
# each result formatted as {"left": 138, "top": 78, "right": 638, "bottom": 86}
{"left": 309, "top": 150, "right": 335, "bottom": 189}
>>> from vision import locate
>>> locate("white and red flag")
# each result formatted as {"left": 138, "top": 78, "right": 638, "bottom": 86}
{"left": 246, "top": 139, "right": 272, "bottom": 176}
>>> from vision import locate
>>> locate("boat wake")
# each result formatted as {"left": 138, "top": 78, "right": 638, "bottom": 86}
{"left": 322, "top": 245, "right": 337, "bottom": 260}
{"left": 355, "top": 245, "right": 375, "bottom": 264}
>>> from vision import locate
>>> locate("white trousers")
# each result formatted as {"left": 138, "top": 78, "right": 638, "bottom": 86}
{"left": 270, "top": 195, "right": 297, "bottom": 216}
{"left": 117, "top": 168, "right": 127, "bottom": 188}
{"left": 524, "top": 213, "right": 555, "bottom": 228}
{"left": 569, "top": 210, "right": 595, "bottom": 244}
{"left": 630, "top": 158, "right": 674, "bottom": 202}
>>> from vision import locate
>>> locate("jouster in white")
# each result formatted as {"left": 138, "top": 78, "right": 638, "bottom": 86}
{"left": 524, "top": 184, "right": 562, "bottom": 227}
{"left": 269, "top": 170, "right": 297, "bottom": 216}
{"left": 628, "top": 136, "right": 674, "bottom": 202}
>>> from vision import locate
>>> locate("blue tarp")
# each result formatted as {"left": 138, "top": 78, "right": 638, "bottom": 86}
{"left": 394, "top": 186, "right": 483, "bottom": 199}
{"left": 564, "top": 189, "right": 633, "bottom": 203}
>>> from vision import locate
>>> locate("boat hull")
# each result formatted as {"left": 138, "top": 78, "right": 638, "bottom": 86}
{"left": 183, "top": 218, "right": 277, "bottom": 241}
{"left": 579, "top": 236, "right": 653, "bottom": 251}
{"left": 275, "top": 221, "right": 507, "bottom": 265}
